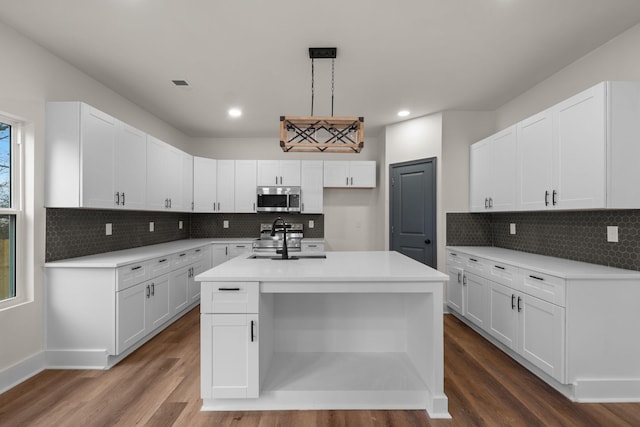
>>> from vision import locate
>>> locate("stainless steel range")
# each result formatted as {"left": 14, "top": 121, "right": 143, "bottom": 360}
{"left": 252, "top": 222, "right": 303, "bottom": 253}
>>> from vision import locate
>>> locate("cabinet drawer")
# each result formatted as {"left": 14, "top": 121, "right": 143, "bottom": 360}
{"left": 117, "top": 262, "right": 149, "bottom": 291}
{"left": 201, "top": 282, "right": 259, "bottom": 314}
{"left": 302, "top": 242, "right": 324, "bottom": 252}
{"left": 229, "top": 244, "right": 252, "bottom": 258}
{"left": 518, "top": 269, "right": 565, "bottom": 306}
{"left": 149, "top": 255, "right": 172, "bottom": 278}
{"left": 488, "top": 261, "right": 517, "bottom": 288}
{"left": 464, "top": 256, "right": 487, "bottom": 276}
{"left": 172, "top": 251, "right": 191, "bottom": 269}
{"left": 189, "top": 246, "right": 210, "bottom": 263}
{"left": 447, "top": 251, "right": 464, "bottom": 269}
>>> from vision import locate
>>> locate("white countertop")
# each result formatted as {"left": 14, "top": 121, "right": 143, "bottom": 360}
{"left": 196, "top": 251, "right": 449, "bottom": 283}
{"left": 44, "top": 238, "right": 251, "bottom": 268}
{"left": 447, "top": 246, "right": 640, "bottom": 280}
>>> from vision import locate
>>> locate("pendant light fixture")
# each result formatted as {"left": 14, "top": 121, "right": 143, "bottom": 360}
{"left": 280, "top": 47, "right": 364, "bottom": 153}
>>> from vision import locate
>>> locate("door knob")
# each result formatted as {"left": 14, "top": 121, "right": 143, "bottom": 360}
{"left": 425, "top": 239, "right": 431, "bottom": 244}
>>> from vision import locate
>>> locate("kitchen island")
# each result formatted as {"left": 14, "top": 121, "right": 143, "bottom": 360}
{"left": 196, "top": 251, "right": 450, "bottom": 418}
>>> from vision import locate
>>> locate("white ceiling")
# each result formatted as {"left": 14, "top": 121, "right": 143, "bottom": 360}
{"left": 1, "top": 0, "right": 640, "bottom": 138}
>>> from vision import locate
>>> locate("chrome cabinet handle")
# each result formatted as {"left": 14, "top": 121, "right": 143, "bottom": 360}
{"left": 484, "top": 198, "right": 489, "bottom": 208}
{"left": 489, "top": 197, "right": 493, "bottom": 208}
{"left": 122, "top": 192, "right": 125, "bottom": 206}
{"left": 462, "top": 275, "right": 467, "bottom": 285}
{"left": 457, "top": 272, "right": 462, "bottom": 283}
{"left": 250, "top": 320, "right": 256, "bottom": 342}
{"left": 115, "top": 192, "right": 120, "bottom": 205}
{"left": 545, "top": 190, "right": 550, "bottom": 206}
{"left": 146, "top": 285, "right": 150, "bottom": 298}
{"left": 151, "top": 283, "right": 155, "bottom": 296}
{"left": 517, "top": 296, "right": 522, "bottom": 312}
{"left": 511, "top": 294, "right": 516, "bottom": 310}
{"left": 552, "top": 190, "right": 557, "bottom": 206}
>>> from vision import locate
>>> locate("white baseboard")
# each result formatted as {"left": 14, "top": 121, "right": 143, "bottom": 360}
{"left": 0, "top": 352, "right": 46, "bottom": 395}
{"left": 574, "top": 379, "right": 640, "bottom": 402}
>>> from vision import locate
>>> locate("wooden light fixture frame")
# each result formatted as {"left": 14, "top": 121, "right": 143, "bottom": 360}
{"left": 279, "top": 116, "right": 364, "bottom": 153}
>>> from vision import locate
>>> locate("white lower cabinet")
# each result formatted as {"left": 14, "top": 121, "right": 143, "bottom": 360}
{"left": 170, "top": 266, "right": 190, "bottom": 316}
{"left": 463, "top": 272, "right": 488, "bottom": 330}
{"left": 201, "top": 313, "right": 259, "bottom": 399}
{"left": 201, "top": 281, "right": 260, "bottom": 399}
{"left": 211, "top": 242, "right": 253, "bottom": 267}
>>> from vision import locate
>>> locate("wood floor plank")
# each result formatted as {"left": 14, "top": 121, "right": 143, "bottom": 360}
{"left": 1, "top": 307, "right": 640, "bottom": 426}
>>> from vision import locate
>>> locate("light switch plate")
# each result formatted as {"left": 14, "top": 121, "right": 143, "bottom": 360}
{"left": 510, "top": 223, "right": 516, "bottom": 235}
{"left": 179, "top": 220, "right": 183, "bottom": 230}
{"left": 309, "top": 220, "right": 314, "bottom": 229}
{"left": 607, "top": 226, "right": 618, "bottom": 242}
{"left": 223, "top": 220, "right": 229, "bottom": 229}
{"left": 105, "top": 223, "right": 112, "bottom": 236}
{"left": 149, "top": 222, "right": 155, "bottom": 232}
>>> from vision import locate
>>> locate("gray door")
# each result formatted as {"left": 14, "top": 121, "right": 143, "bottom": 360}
{"left": 390, "top": 158, "right": 437, "bottom": 268}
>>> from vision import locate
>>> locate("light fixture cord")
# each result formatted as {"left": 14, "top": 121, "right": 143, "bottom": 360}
{"left": 331, "top": 58, "right": 335, "bottom": 117}
{"left": 311, "top": 58, "right": 315, "bottom": 116}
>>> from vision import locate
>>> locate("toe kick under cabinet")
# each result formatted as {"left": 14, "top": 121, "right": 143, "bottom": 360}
{"left": 446, "top": 246, "right": 640, "bottom": 403}
{"left": 45, "top": 241, "right": 212, "bottom": 369}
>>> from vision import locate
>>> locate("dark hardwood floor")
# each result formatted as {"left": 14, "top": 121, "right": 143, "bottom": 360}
{"left": 1, "top": 307, "right": 639, "bottom": 426}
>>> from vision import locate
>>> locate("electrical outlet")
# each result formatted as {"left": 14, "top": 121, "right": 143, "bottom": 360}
{"left": 607, "top": 226, "right": 619, "bottom": 242}
{"left": 105, "top": 223, "right": 112, "bottom": 236}
{"left": 308, "top": 220, "right": 314, "bottom": 229}
{"left": 223, "top": 220, "right": 229, "bottom": 229}
{"left": 510, "top": 223, "right": 516, "bottom": 235}
{"left": 149, "top": 222, "right": 155, "bottom": 232}
{"left": 179, "top": 220, "right": 183, "bottom": 230}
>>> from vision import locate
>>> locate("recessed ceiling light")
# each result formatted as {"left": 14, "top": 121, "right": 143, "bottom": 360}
{"left": 171, "top": 80, "right": 189, "bottom": 86}
{"left": 228, "top": 108, "right": 242, "bottom": 118}
{"left": 397, "top": 110, "right": 410, "bottom": 117}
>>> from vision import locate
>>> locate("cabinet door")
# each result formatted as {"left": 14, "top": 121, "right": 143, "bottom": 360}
{"left": 301, "top": 160, "right": 323, "bottom": 213}
{"left": 446, "top": 266, "right": 464, "bottom": 314}
{"left": 193, "top": 157, "right": 217, "bottom": 212}
{"left": 323, "top": 161, "right": 349, "bottom": 187}
{"left": 215, "top": 160, "right": 235, "bottom": 212}
{"left": 170, "top": 267, "right": 190, "bottom": 316}
{"left": 181, "top": 152, "right": 194, "bottom": 212}
{"left": 490, "top": 127, "right": 516, "bottom": 211}
{"left": 211, "top": 244, "right": 229, "bottom": 267}
{"left": 234, "top": 160, "right": 257, "bottom": 213}
{"left": 553, "top": 83, "right": 606, "bottom": 209}
{"left": 165, "top": 146, "right": 183, "bottom": 210}
{"left": 257, "top": 160, "right": 280, "bottom": 186}
{"left": 116, "top": 282, "right": 148, "bottom": 354}
{"left": 189, "top": 260, "right": 210, "bottom": 303}
{"left": 148, "top": 275, "right": 171, "bottom": 330}
{"left": 146, "top": 136, "right": 170, "bottom": 210}
{"left": 80, "top": 104, "right": 116, "bottom": 208}
{"left": 464, "top": 273, "right": 488, "bottom": 330}
{"left": 349, "top": 161, "right": 376, "bottom": 188}
{"left": 488, "top": 281, "right": 518, "bottom": 350}
{"left": 279, "top": 160, "right": 301, "bottom": 186}
{"left": 519, "top": 294, "right": 565, "bottom": 382}
{"left": 114, "top": 122, "right": 147, "bottom": 210}
{"left": 517, "top": 110, "right": 553, "bottom": 211}
{"left": 201, "top": 313, "right": 259, "bottom": 399}
{"left": 469, "top": 138, "right": 493, "bottom": 212}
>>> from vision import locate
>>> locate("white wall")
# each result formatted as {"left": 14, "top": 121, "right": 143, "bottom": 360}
{"left": 496, "top": 22, "right": 640, "bottom": 129}
{"left": 0, "top": 21, "right": 190, "bottom": 387}
{"left": 189, "top": 136, "right": 385, "bottom": 251}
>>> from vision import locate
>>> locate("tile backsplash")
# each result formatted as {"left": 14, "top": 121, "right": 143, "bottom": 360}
{"left": 447, "top": 210, "right": 640, "bottom": 271}
{"left": 46, "top": 209, "right": 324, "bottom": 262}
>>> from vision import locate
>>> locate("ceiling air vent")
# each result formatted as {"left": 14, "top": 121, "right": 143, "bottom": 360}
{"left": 171, "top": 80, "right": 190, "bottom": 86}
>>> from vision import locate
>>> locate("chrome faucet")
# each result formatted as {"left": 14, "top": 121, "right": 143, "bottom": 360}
{"left": 270, "top": 217, "right": 289, "bottom": 259}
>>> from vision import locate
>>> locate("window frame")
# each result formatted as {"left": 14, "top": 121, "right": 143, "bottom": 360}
{"left": 0, "top": 114, "right": 23, "bottom": 309}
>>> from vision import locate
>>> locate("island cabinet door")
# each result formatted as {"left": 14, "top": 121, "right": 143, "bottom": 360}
{"left": 201, "top": 313, "right": 259, "bottom": 399}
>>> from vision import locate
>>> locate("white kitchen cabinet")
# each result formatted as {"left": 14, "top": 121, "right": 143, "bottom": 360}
{"left": 46, "top": 102, "right": 143, "bottom": 209}
{"left": 487, "top": 280, "right": 518, "bottom": 351}
{"left": 216, "top": 160, "right": 236, "bottom": 212}
{"left": 516, "top": 109, "right": 553, "bottom": 210}
{"left": 193, "top": 156, "right": 218, "bottom": 212}
{"left": 323, "top": 161, "right": 376, "bottom": 188}
{"left": 116, "top": 281, "right": 149, "bottom": 353}
{"left": 201, "top": 313, "right": 259, "bottom": 399}
{"left": 114, "top": 122, "right": 147, "bottom": 210}
{"left": 170, "top": 266, "right": 190, "bottom": 316}
{"left": 300, "top": 160, "right": 323, "bottom": 213}
{"left": 469, "top": 126, "right": 517, "bottom": 212}
{"left": 234, "top": 160, "right": 257, "bottom": 213}
{"left": 446, "top": 265, "right": 464, "bottom": 314}
{"left": 301, "top": 241, "right": 324, "bottom": 252}
{"left": 211, "top": 242, "right": 252, "bottom": 267}
{"left": 464, "top": 272, "right": 488, "bottom": 330}
{"left": 445, "top": 251, "right": 488, "bottom": 329}
{"left": 257, "top": 160, "right": 301, "bottom": 186}
{"left": 146, "top": 136, "right": 184, "bottom": 211}
{"left": 147, "top": 274, "right": 171, "bottom": 330}
{"left": 181, "top": 152, "right": 194, "bottom": 211}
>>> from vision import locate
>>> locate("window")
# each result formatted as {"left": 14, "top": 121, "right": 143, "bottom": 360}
{"left": 0, "top": 117, "right": 20, "bottom": 304}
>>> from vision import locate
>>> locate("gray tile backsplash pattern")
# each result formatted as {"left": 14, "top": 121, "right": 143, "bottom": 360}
{"left": 190, "top": 213, "right": 324, "bottom": 239}
{"left": 46, "top": 209, "right": 324, "bottom": 262}
{"left": 46, "top": 209, "right": 191, "bottom": 261}
{"left": 446, "top": 212, "right": 492, "bottom": 246}
{"left": 447, "top": 210, "right": 640, "bottom": 271}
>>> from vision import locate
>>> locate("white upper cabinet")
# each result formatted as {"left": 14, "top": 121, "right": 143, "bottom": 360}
{"left": 235, "top": 160, "right": 257, "bottom": 213}
{"left": 45, "top": 102, "right": 146, "bottom": 209}
{"left": 323, "top": 161, "right": 376, "bottom": 188}
{"left": 469, "top": 126, "right": 517, "bottom": 212}
{"left": 180, "top": 152, "right": 194, "bottom": 212}
{"left": 193, "top": 157, "right": 217, "bottom": 212}
{"left": 300, "top": 160, "right": 323, "bottom": 214}
{"left": 146, "top": 136, "right": 190, "bottom": 211}
{"left": 257, "top": 160, "right": 301, "bottom": 186}
{"left": 516, "top": 109, "right": 553, "bottom": 210}
{"left": 217, "top": 160, "right": 236, "bottom": 213}
{"left": 114, "top": 122, "right": 147, "bottom": 210}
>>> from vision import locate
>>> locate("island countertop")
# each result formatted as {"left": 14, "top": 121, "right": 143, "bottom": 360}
{"left": 195, "top": 250, "right": 449, "bottom": 283}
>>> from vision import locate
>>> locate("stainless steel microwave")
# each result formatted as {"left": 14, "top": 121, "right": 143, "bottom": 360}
{"left": 256, "top": 186, "right": 301, "bottom": 212}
